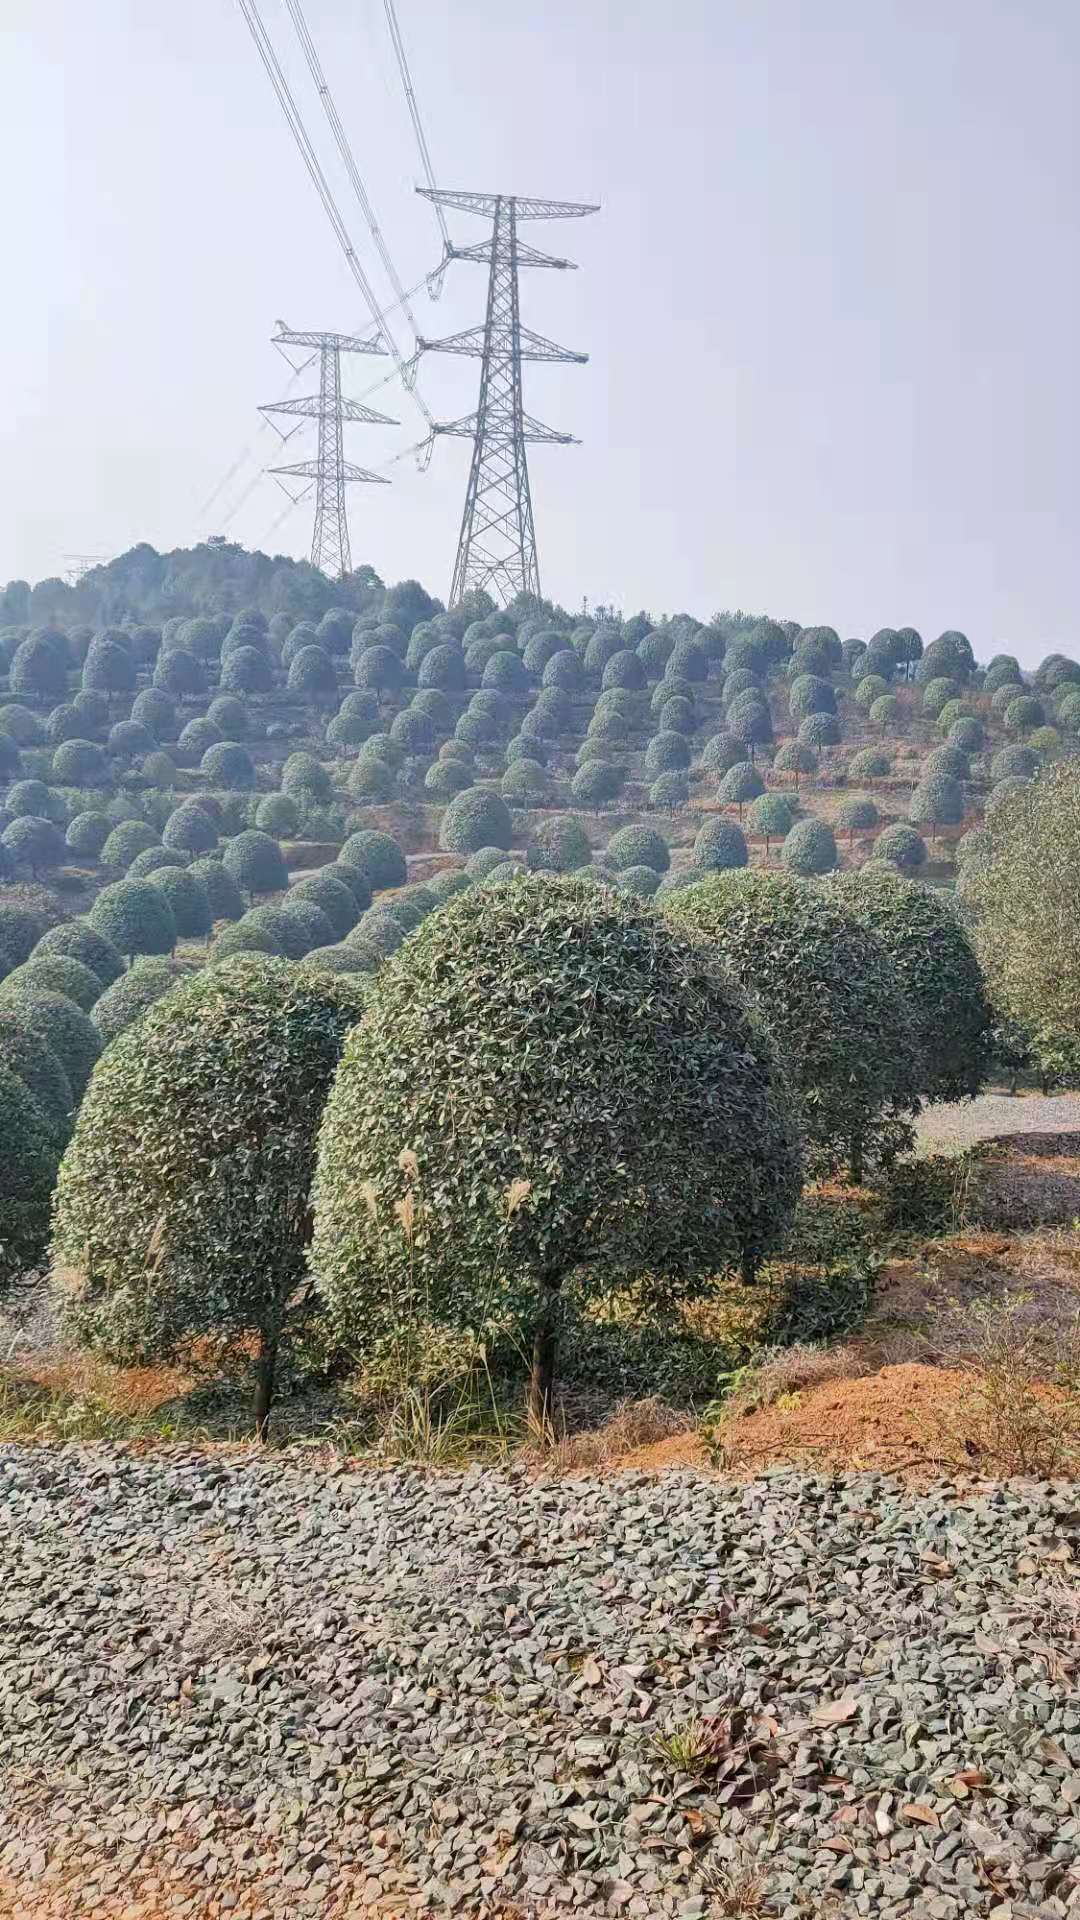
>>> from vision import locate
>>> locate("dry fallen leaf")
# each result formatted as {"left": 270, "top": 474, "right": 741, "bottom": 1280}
{"left": 811, "top": 1697, "right": 860, "bottom": 1727}
{"left": 901, "top": 1804, "right": 940, "bottom": 1828}
{"left": 580, "top": 1655, "right": 602, "bottom": 1687}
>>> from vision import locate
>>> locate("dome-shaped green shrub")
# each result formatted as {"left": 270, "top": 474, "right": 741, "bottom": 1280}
{"left": 222, "top": 830, "right": 288, "bottom": 901}
{"left": 149, "top": 867, "right": 213, "bottom": 942}
{"left": 201, "top": 741, "right": 256, "bottom": 789}
{"left": 101, "top": 819, "right": 160, "bottom": 869}
{"left": 616, "top": 863, "right": 662, "bottom": 899}
{"left": 345, "top": 906, "right": 406, "bottom": 965}
{"left": 127, "top": 846, "right": 188, "bottom": 879}
{"left": 745, "top": 793, "right": 795, "bottom": 853}
{"left": 644, "top": 730, "right": 692, "bottom": 777}
{"left": 311, "top": 876, "right": 802, "bottom": 1423}
{"left": 339, "top": 830, "right": 407, "bottom": 891}
{"left": 835, "top": 795, "right": 880, "bottom": 843}
{"left": 91, "top": 958, "right": 200, "bottom": 1044}
{"left": 89, "top": 877, "right": 178, "bottom": 961}
{"left": 56, "top": 958, "right": 369, "bottom": 1434}
{"left": 348, "top": 754, "right": 395, "bottom": 802}
{"left": 186, "top": 857, "right": 245, "bottom": 923}
{"left": 502, "top": 758, "right": 552, "bottom": 806}
{"left": 425, "top": 758, "right": 473, "bottom": 801}
{"left": 288, "top": 872, "right": 359, "bottom": 940}
{"left": 601, "top": 650, "right": 645, "bottom": 692}
{"left": 650, "top": 773, "right": 689, "bottom": 811}
{"left": 162, "top": 795, "right": 218, "bottom": 858}
{"left": 570, "top": 761, "right": 623, "bottom": 809}
{"left": 35, "top": 918, "right": 124, "bottom": 988}
{"left": 782, "top": 818, "right": 839, "bottom": 876}
{"left": 254, "top": 794, "right": 301, "bottom": 837}
{"left": 667, "top": 869, "right": 922, "bottom": 1178}
{"left": 829, "top": 868, "right": 992, "bottom": 1099}
{"left": 439, "top": 787, "right": 513, "bottom": 856}
{"left": 0, "top": 953, "right": 102, "bottom": 1014}
{"left": 418, "top": 644, "right": 466, "bottom": 692}
{"left": 211, "top": 920, "right": 283, "bottom": 963}
{"left": 526, "top": 816, "right": 591, "bottom": 873}
{"left": 427, "top": 868, "right": 471, "bottom": 904}
{"left": 2, "top": 987, "right": 101, "bottom": 1097}
{"left": 798, "top": 712, "right": 842, "bottom": 749}
{"left": 693, "top": 817, "right": 749, "bottom": 871}
{"left": 605, "top": 824, "right": 671, "bottom": 873}
{"left": 0, "top": 1060, "right": 58, "bottom": 1289}
{"left": 2, "top": 816, "right": 66, "bottom": 877}
{"left": 0, "top": 1010, "right": 73, "bottom": 1146}
{"left": 847, "top": 747, "right": 891, "bottom": 780}
{"left": 65, "top": 811, "right": 112, "bottom": 859}
{"left": 53, "top": 739, "right": 108, "bottom": 785}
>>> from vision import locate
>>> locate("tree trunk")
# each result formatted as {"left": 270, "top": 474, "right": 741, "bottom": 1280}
{"left": 527, "top": 1280, "right": 561, "bottom": 1438}
{"left": 850, "top": 1133, "right": 864, "bottom": 1184}
{"left": 741, "top": 1247, "right": 758, "bottom": 1288}
{"left": 253, "top": 1328, "right": 279, "bottom": 1443}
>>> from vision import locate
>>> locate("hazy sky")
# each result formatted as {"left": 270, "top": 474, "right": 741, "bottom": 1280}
{"left": 3, "top": 0, "right": 1079, "bottom": 658}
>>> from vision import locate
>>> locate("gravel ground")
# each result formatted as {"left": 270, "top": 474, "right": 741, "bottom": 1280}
{"left": 916, "top": 1093, "right": 1080, "bottom": 1155}
{"left": 2, "top": 1449, "right": 1079, "bottom": 1919}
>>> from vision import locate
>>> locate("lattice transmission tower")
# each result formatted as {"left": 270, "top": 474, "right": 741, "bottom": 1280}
{"left": 260, "top": 326, "right": 397, "bottom": 579}
{"left": 417, "top": 190, "right": 598, "bottom": 608}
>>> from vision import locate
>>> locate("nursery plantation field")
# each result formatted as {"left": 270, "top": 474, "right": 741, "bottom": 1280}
{"left": 2, "top": 545, "right": 1080, "bottom": 1920}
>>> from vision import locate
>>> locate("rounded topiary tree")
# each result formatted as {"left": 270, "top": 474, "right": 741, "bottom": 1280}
{"left": 439, "top": 786, "right": 513, "bottom": 856}
{"left": 0, "top": 1061, "right": 58, "bottom": 1290}
{"left": 91, "top": 958, "right": 199, "bottom": 1043}
{"left": 0, "top": 901, "right": 49, "bottom": 980}
{"left": 340, "top": 830, "right": 407, "bottom": 891}
{"left": 502, "top": 758, "right": 552, "bottom": 807}
{"left": 717, "top": 761, "right": 765, "bottom": 816}
{"left": 526, "top": 815, "right": 592, "bottom": 874}
{"left": 425, "top": 758, "right": 473, "bottom": 802}
{"left": 605, "top": 824, "right": 671, "bottom": 873}
{"left": 102, "top": 819, "right": 159, "bottom": 869}
{"left": 311, "top": 876, "right": 802, "bottom": 1426}
{"left": 782, "top": 818, "right": 838, "bottom": 876}
{"left": 35, "top": 918, "right": 124, "bottom": 988}
{"left": 348, "top": 754, "right": 396, "bottom": 803}
{"left": 873, "top": 822, "right": 927, "bottom": 872}
{"left": 222, "top": 830, "right": 288, "bottom": 902}
{"left": 570, "top": 761, "right": 623, "bottom": 810}
{"left": 55, "top": 958, "right": 369, "bottom": 1436}
{"left": 52, "top": 738, "right": 107, "bottom": 786}
{"left": 281, "top": 752, "right": 334, "bottom": 806}
{"left": 909, "top": 770, "right": 964, "bottom": 844}
{"left": 835, "top": 794, "right": 880, "bottom": 846}
{"left": 289, "top": 873, "right": 359, "bottom": 941}
{"left": 745, "top": 792, "right": 794, "bottom": 856}
{"left": 201, "top": 741, "right": 256, "bottom": 790}
{"left": 0, "top": 1010, "right": 73, "bottom": 1147}
{"left": 150, "top": 867, "right": 213, "bottom": 943}
{"left": 0, "top": 954, "right": 103, "bottom": 1015}
{"left": 65, "top": 811, "right": 112, "bottom": 859}
{"left": 772, "top": 740, "right": 818, "bottom": 791}
{"left": 1, "top": 988, "right": 101, "bottom": 1099}
{"left": 89, "top": 877, "right": 178, "bottom": 962}
{"left": 829, "top": 868, "right": 992, "bottom": 1100}
{"left": 126, "top": 847, "right": 186, "bottom": 881}
{"left": 666, "top": 869, "right": 922, "bottom": 1178}
{"left": 693, "top": 817, "right": 749, "bottom": 871}
{"left": 2, "top": 816, "right": 67, "bottom": 878}
{"left": 644, "top": 730, "right": 692, "bottom": 778}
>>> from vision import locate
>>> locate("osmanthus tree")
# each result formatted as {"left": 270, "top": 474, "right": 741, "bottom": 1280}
{"left": 666, "top": 869, "right": 922, "bottom": 1181}
{"left": 54, "top": 958, "right": 370, "bottom": 1439}
{"left": 0, "top": 1060, "right": 59, "bottom": 1290}
{"left": 828, "top": 868, "right": 992, "bottom": 1102}
{"left": 967, "top": 763, "right": 1080, "bottom": 1082}
{"left": 311, "top": 876, "right": 802, "bottom": 1430}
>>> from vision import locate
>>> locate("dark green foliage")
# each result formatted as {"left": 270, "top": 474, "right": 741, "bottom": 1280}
{"left": 541, "top": 649, "right": 585, "bottom": 694}
{"left": 502, "top": 758, "right": 552, "bottom": 805}
{"left": 65, "top": 811, "right": 111, "bottom": 858}
{"left": 201, "top": 741, "right": 256, "bottom": 789}
{"left": 644, "top": 730, "right": 691, "bottom": 776}
{"left": 326, "top": 862, "right": 373, "bottom": 913}
{"left": 389, "top": 709, "right": 433, "bottom": 756}
{"left": 0, "top": 732, "right": 20, "bottom": 779}
{"left": 276, "top": 899, "right": 336, "bottom": 957}
{"left": 700, "top": 732, "right": 744, "bottom": 776}
{"left": 57, "top": 959, "right": 368, "bottom": 1432}
{"left": 847, "top": 747, "right": 891, "bottom": 780}
{"left": 427, "top": 868, "right": 471, "bottom": 905}
{"left": 873, "top": 823, "right": 927, "bottom": 871}
{"left": 348, "top": 754, "right": 395, "bottom": 802}
{"left": 439, "top": 787, "right": 513, "bottom": 856}
{"left": 287, "top": 645, "right": 337, "bottom": 701}
{"left": 311, "top": 877, "right": 802, "bottom": 1411}
{"left": 52, "top": 738, "right": 107, "bottom": 785}
{"left": 745, "top": 792, "right": 795, "bottom": 850}
{"left": 717, "top": 761, "right": 765, "bottom": 808}
{"left": 570, "top": 761, "right": 623, "bottom": 808}
{"left": 0, "top": 953, "right": 102, "bottom": 1014}
{"left": 211, "top": 921, "right": 282, "bottom": 963}
{"left": 657, "top": 695, "right": 694, "bottom": 734}
{"left": 464, "top": 846, "right": 511, "bottom": 880}
{"left": 35, "top": 919, "right": 124, "bottom": 987}
{"left": 89, "top": 877, "right": 178, "bottom": 961}
{"left": 782, "top": 818, "right": 838, "bottom": 875}
{"left": 0, "top": 1010, "right": 73, "bottom": 1146}
{"left": 7, "top": 779, "right": 56, "bottom": 819}
{"left": 417, "top": 644, "right": 466, "bottom": 692}
{"left": 0, "top": 704, "right": 44, "bottom": 746}
{"left": 1005, "top": 694, "right": 1045, "bottom": 733}
{"left": 798, "top": 711, "right": 842, "bottom": 748}
{"left": 991, "top": 744, "right": 1039, "bottom": 782}
{"left": 835, "top": 794, "right": 880, "bottom": 842}
{"left": 909, "top": 771, "right": 965, "bottom": 835}
{"left": 354, "top": 645, "right": 402, "bottom": 693}
{"left": 219, "top": 646, "right": 272, "bottom": 695}
{"left": 1, "top": 987, "right": 101, "bottom": 1097}
{"left": 692, "top": 816, "right": 748, "bottom": 870}
{"left": 150, "top": 867, "right": 213, "bottom": 941}
{"left": 222, "top": 830, "right": 288, "bottom": 900}
{"left": 346, "top": 906, "right": 406, "bottom": 964}
{"left": 667, "top": 868, "right": 921, "bottom": 1176}
{"left": 600, "top": 650, "right": 645, "bottom": 692}
{"left": 0, "top": 1061, "right": 58, "bottom": 1289}
{"left": 380, "top": 883, "right": 438, "bottom": 931}
{"left": 789, "top": 673, "right": 836, "bottom": 719}
{"left": 253, "top": 794, "right": 300, "bottom": 837}
{"left": 526, "top": 816, "right": 592, "bottom": 874}
{"left": 11, "top": 633, "right": 68, "bottom": 705}
{"left": 481, "top": 650, "right": 529, "bottom": 694}
{"left": 281, "top": 751, "right": 333, "bottom": 805}
{"left": 830, "top": 868, "right": 992, "bottom": 1100}
{"left": 650, "top": 773, "right": 689, "bottom": 811}
{"left": 668, "top": 638, "right": 708, "bottom": 683}
{"left": 2, "top": 815, "right": 66, "bottom": 875}
{"left": 92, "top": 958, "right": 199, "bottom": 1043}
{"left": 616, "top": 863, "right": 661, "bottom": 899}
{"left": 289, "top": 873, "right": 359, "bottom": 940}
{"left": 340, "top": 830, "right": 407, "bottom": 891}
{"left": 154, "top": 647, "right": 208, "bottom": 699}
{"left": 187, "top": 857, "right": 245, "bottom": 924}
{"left": 425, "top": 758, "right": 473, "bottom": 801}
{"left": 605, "top": 824, "right": 670, "bottom": 873}
{"left": 101, "top": 820, "right": 160, "bottom": 868}
{"left": 177, "top": 717, "right": 222, "bottom": 761}
{"left": 162, "top": 801, "right": 218, "bottom": 858}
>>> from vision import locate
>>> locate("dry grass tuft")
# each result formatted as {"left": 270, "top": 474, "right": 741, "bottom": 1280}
{"left": 927, "top": 1295, "right": 1080, "bottom": 1477}
{"left": 702, "top": 1858, "right": 774, "bottom": 1917}
{"left": 544, "top": 1395, "right": 691, "bottom": 1471}
{"left": 723, "top": 1342, "right": 866, "bottom": 1418}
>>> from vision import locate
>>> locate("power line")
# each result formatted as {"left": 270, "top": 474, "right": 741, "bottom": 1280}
{"left": 283, "top": 0, "right": 424, "bottom": 345}
{"left": 234, "top": 0, "right": 433, "bottom": 430}
{"left": 383, "top": 0, "right": 450, "bottom": 256}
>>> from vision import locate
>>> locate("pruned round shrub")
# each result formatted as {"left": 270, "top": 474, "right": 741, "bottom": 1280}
{"left": 991, "top": 744, "right": 1039, "bottom": 782}
{"left": 339, "top": 830, "right": 407, "bottom": 891}
{"left": 35, "top": 919, "right": 124, "bottom": 988}
{"left": 149, "top": 867, "right": 213, "bottom": 942}
{"left": 211, "top": 920, "right": 282, "bottom": 963}
{"left": 89, "top": 877, "right": 178, "bottom": 960}
{"left": 745, "top": 793, "right": 794, "bottom": 850}
{"left": 782, "top": 818, "right": 838, "bottom": 876}
{"left": 7, "top": 779, "right": 57, "bottom": 821}
{"left": 835, "top": 794, "right": 880, "bottom": 841}
{"left": 161, "top": 801, "right": 218, "bottom": 858}
{"left": 311, "top": 875, "right": 802, "bottom": 1420}
{"left": 177, "top": 717, "right": 222, "bottom": 761}
{"left": 616, "top": 863, "right": 662, "bottom": 899}
{"left": 102, "top": 820, "right": 160, "bottom": 869}
{"left": 439, "top": 787, "right": 513, "bottom": 856}
{"left": 525, "top": 816, "right": 592, "bottom": 874}
{"left": 418, "top": 644, "right": 466, "bottom": 692}
{"left": 541, "top": 649, "right": 585, "bottom": 694}
{"left": 131, "top": 688, "right": 177, "bottom": 739}
{"left": 428, "top": 867, "right": 471, "bottom": 905}
{"left": 53, "top": 738, "right": 108, "bottom": 785}
{"left": 56, "top": 958, "right": 369, "bottom": 1432}
{"left": 650, "top": 773, "right": 689, "bottom": 811}
{"left": 187, "top": 857, "right": 245, "bottom": 924}
{"left": 0, "top": 1010, "right": 73, "bottom": 1146}
{"left": 0, "top": 952, "right": 102, "bottom": 1013}
{"left": 1005, "top": 694, "right": 1045, "bottom": 734}
{"left": 425, "top": 758, "right": 472, "bottom": 801}
{"left": 108, "top": 720, "right": 155, "bottom": 761}
{"left": 2, "top": 816, "right": 67, "bottom": 876}
{"left": 481, "top": 650, "right": 529, "bottom": 695}
{"left": 699, "top": 732, "right": 742, "bottom": 777}
{"left": 571, "top": 759, "right": 624, "bottom": 811}
{"left": 644, "top": 730, "right": 691, "bottom": 776}
{"left": 379, "top": 884, "right": 438, "bottom": 932}
{"left": 789, "top": 673, "right": 836, "bottom": 720}
{"left": 281, "top": 751, "right": 334, "bottom": 805}
{"left": 201, "top": 741, "right": 256, "bottom": 790}
{"left": 254, "top": 793, "right": 301, "bottom": 837}
{"left": 502, "top": 758, "right": 552, "bottom": 806}
{"left": 873, "top": 823, "right": 927, "bottom": 872}
{"left": 798, "top": 712, "right": 842, "bottom": 748}
{"left": 829, "top": 868, "right": 992, "bottom": 1100}
{"left": 91, "top": 958, "right": 200, "bottom": 1043}
{"left": 346, "top": 906, "right": 406, "bottom": 964}
{"left": 601, "top": 650, "right": 645, "bottom": 692}
{"left": 2, "top": 987, "right": 101, "bottom": 1098}
{"left": 289, "top": 873, "right": 359, "bottom": 940}
{"left": 847, "top": 747, "right": 891, "bottom": 780}
{"left": 909, "top": 771, "right": 964, "bottom": 837}
{"left": 717, "top": 761, "right": 765, "bottom": 809}
{"left": 218, "top": 645, "right": 272, "bottom": 696}
{"left": 222, "top": 830, "right": 288, "bottom": 901}
{"left": 348, "top": 753, "right": 396, "bottom": 802}
{"left": 666, "top": 870, "right": 921, "bottom": 1177}
{"left": 354, "top": 645, "right": 403, "bottom": 693}
{"left": 464, "top": 846, "right": 510, "bottom": 880}
{"left": 0, "top": 1060, "right": 58, "bottom": 1288}
{"left": 605, "top": 824, "right": 671, "bottom": 873}
{"left": 65, "top": 811, "right": 112, "bottom": 859}
{"left": 693, "top": 817, "right": 749, "bottom": 871}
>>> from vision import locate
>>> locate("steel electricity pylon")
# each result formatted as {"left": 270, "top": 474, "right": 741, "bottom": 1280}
{"left": 260, "top": 326, "right": 397, "bottom": 579}
{"left": 416, "top": 190, "right": 597, "bottom": 608}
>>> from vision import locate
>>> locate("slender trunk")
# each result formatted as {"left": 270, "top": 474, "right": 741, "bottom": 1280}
{"left": 850, "top": 1133, "right": 864, "bottom": 1184}
{"left": 527, "top": 1278, "right": 561, "bottom": 1437}
{"left": 741, "top": 1247, "right": 758, "bottom": 1288}
{"left": 253, "top": 1327, "right": 279, "bottom": 1443}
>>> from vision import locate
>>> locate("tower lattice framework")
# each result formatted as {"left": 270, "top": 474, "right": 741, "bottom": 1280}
{"left": 417, "top": 190, "right": 597, "bottom": 607}
{"left": 261, "top": 326, "right": 396, "bottom": 579}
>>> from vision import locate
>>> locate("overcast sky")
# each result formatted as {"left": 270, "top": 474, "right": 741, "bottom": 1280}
{"left": 3, "top": 0, "right": 1079, "bottom": 658}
